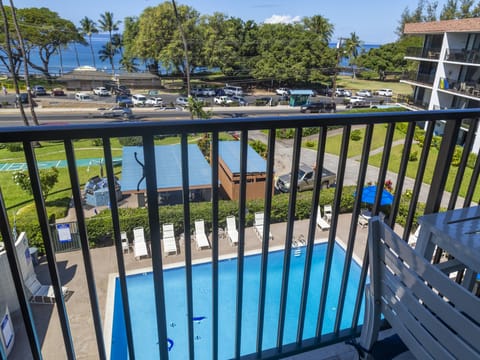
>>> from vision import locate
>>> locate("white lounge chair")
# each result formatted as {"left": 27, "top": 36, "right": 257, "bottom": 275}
{"left": 226, "top": 216, "right": 238, "bottom": 245}
{"left": 24, "top": 274, "right": 69, "bottom": 304}
{"left": 316, "top": 206, "right": 330, "bottom": 231}
{"left": 408, "top": 225, "right": 421, "bottom": 248}
{"left": 323, "top": 205, "right": 332, "bottom": 223}
{"left": 253, "top": 212, "right": 273, "bottom": 241}
{"left": 121, "top": 231, "right": 129, "bottom": 253}
{"left": 133, "top": 226, "right": 149, "bottom": 260}
{"left": 162, "top": 223, "right": 178, "bottom": 255}
{"left": 194, "top": 220, "right": 210, "bottom": 249}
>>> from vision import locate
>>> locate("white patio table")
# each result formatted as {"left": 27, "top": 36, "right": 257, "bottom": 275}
{"left": 416, "top": 205, "right": 480, "bottom": 290}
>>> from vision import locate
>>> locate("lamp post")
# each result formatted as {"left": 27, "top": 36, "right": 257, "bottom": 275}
{"left": 331, "top": 37, "right": 347, "bottom": 100}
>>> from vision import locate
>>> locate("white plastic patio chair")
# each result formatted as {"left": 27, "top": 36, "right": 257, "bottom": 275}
{"left": 194, "top": 220, "right": 210, "bottom": 249}
{"left": 121, "top": 231, "right": 129, "bottom": 253}
{"left": 162, "top": 223, "right": 178, "bottom": 255}
{"left": 226, "top": 216, "right": 238, "bottom": 245}
{"left": 133, "top": 226, "right": 148, "bottom": 259}
{"left": 253, "top": 212, "right": 273, "bottom": 241}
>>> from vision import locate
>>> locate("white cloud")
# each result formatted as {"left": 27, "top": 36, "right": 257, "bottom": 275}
{"left": 264, "top": 14, "right": 301, "bottom": 24}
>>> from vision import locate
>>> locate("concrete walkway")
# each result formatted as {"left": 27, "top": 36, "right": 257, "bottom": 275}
{"left": 10, "top": 213, "right": 373, "bottom": 360}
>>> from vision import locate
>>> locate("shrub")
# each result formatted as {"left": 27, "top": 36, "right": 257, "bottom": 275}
{"left": 249, "top": 140, "right": 267, "bottom": 158}
{"left": 409, "top": 150, "right": 418, "bottom": 161}
{"left": 304, "top": 140, "right": 316, "bottom": 148}
{"left": 467, "top": 152, "right": 477, "bottom": 169}
{"left": 92, "top": 138, "right": 103, "bottom": 146}
{"left": 350, "top": 129, "right": 362, "bottom": 141}
{"left": 451, "top": 146, "right": 463, "bottom": 167}
{"left": 6, "top": 142, "right": 22, "bottom": 152}
{"left": 118, "top": 136, "right": 143, "bottom": 146}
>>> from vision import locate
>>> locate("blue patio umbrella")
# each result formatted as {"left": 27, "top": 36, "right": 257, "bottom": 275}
{"left": 356, "top": 185, "right": 394, "bottom": 206}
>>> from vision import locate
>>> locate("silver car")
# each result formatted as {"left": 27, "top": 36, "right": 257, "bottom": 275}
{"left": 100, "top": 106, "right": 133, "bottom": 119}
{"left": 175, "top": 96, "right": 189, "bottom": 107}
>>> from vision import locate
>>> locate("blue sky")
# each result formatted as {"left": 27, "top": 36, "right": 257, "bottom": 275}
{"left": 17, "top": 0, "right": 449, "bottom": 44}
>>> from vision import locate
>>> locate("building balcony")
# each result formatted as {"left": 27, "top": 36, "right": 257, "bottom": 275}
{"left": 405, "top": 46, "right": 441, "bottom": 60}
{"left": 0, "top": 109, "right": 479, "bottom": 359}
{"left": 445, "top": 48, "right": 480, "bottom": 64}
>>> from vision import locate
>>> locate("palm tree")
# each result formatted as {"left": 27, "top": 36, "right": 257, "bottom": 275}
{"left": 119, "top": 56, "right": 139, "bottom": 73}
{"left": 302, "top": 15, "right": 334, "bottom": 44}
{"left": 98, "top": 41, "right": 119, "bottom": 73}
{"left": 98, "top": 12, "right": 120, "bottom": 43}
{"left": 345, "top": 32, "right": 362, "bottom": 79}
{"left": 79, "top": 16, "right": 98, "bottom": 68}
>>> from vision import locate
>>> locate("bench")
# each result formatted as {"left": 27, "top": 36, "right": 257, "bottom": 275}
{"left": 358, "top": 218, "right": 480, "bottom": 359}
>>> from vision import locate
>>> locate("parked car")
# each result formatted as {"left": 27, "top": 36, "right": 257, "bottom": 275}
{"left": 231, "top": 96, "right": 248, "bottom": 106}
{"left": 375, "top": 88, "right": 393, "bottom": 97}
{"left": 116, "top": 94, "right": 134, "bottom": 107}
{"left": 300, "top": 101, "right": 336, "bottom": 113}
{"left": 132, "top": 94, "right": 147, "bottom": 106}
{"left": 99, "top": 106, "right": 133, "bottom": 119}
{"left": 356, "top": 89, "right": 372, "bottom": 97}
{"left": 255, "top": 97, "right": 273, "bottom": 106}
{"left": 112, "top": 85, "right": 131, "bottom": 96}
{"left": 275, "top": 88, "right": 290, "bottom": 96}
{"left": 145, "top": 97, "right": 163, "bottom": 107}
{"left": 93, "top": 87, "right": 110, "bottom": 96}
{"left": 175, "top": 96, "right": 189, "bottom": 107}
{"left": 75, "top": 92, "right": 92, "bottom": 101}
{"left": 200, "top": 88, "right": 215, "bottom": 97}
{"left": 275, "top": 164, "right": 336, "bottom": 193}
{"left": 215, "top": 88, "right": 226, "bottom": 96}
{"left": 328, "top": 88, "right": 346, "bottom": 97}
{"left": 346, "top": 96, "right": 369, "bottom": 108}
{"left": 51, "top": 88, "right": 65, "bottom": 96}
{"left": 32, "top": 85, "right": 47, "bottom": 96}
{"left": 214, "top": 96, "right": 232, "bottom": 105}
{"left": 15, "top": 93, "right": 37, "bottom": 107}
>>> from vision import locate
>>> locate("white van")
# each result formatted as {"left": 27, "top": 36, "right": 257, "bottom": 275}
{"left": 131, "top": 94, "right": 147, "bottom": 106}
{"left": 223, "top": 84, "right": 243, "bottom": 96}
{"left": 75, "top": 92, "right": 92, "bottom": 101}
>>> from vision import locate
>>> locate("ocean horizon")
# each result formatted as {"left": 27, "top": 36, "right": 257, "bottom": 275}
{"left": 0, "top": 33, "right": 380, "bottom": 76}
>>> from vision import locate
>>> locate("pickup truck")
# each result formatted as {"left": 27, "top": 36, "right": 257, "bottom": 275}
{"left": 346, "top": 96, "right": 369, "bottom": 108}
{"left": 275, "top": 88, "right": 290, "bottom": 96}
{"left": 275, "top": 164, "right": 336, "bottom": 193}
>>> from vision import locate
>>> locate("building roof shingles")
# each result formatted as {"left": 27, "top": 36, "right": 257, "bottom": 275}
{"left": 404, "top": 17, "right": 480, "bottom": 34}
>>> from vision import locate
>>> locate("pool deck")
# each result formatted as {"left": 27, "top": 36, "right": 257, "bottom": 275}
{"left": 8, "top": 213, "right": 404, "bottom": 359}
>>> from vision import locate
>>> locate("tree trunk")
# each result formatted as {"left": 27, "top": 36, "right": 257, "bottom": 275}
{"left": 0, "top": 0, "right": 29, "bottom": 126}
{"left": 89, "top": 35, "right": 96, "bottom": 68}
{"left": 9, "top": 0, "right": 39, "bottom": 126}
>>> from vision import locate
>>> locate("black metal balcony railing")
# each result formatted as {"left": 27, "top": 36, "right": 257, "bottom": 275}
{"left": 1, "top": 109, "right": 480, "bottom": 359}
{"left": 400, "top": 71, "right": 435, "bottom": 86}
{"left": 446, "top": 48, "right": 480, "bottom": 64}
{"left": 405, "top": 47, "right": 442, "bottom": 60}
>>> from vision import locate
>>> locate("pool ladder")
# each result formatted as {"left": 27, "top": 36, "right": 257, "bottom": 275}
{"left": 292, "top": 234, "right": 306, "bottom": 256}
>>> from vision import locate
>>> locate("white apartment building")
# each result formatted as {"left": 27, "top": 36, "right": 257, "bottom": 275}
{"left": 402, "top": 18, "right": 480, "bottom": 153}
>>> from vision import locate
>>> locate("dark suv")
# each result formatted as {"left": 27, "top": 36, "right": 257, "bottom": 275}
{"left": 300, "top": 101, "right": 336, "bottom": 113}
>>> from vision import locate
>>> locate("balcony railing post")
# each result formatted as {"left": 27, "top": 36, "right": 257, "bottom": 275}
{"left": 425, "top": 119, "right": 461, "bottom": 214}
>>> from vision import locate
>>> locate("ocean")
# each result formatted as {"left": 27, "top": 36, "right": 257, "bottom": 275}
{"left": 1, "top": 34, "right": 380, "bottom": 76}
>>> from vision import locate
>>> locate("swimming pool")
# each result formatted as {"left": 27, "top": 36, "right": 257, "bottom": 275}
{"left": 109, "top": 242, "right": 364, "bottom": 359}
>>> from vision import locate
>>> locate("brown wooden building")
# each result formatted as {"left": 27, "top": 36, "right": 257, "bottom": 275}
{"left": 218, "top": 141, "right": 269, "bottom": 201}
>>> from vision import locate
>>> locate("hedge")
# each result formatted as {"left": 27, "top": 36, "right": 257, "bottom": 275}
{"left": 10, "top": 185, "right": 423, "bottom": 252}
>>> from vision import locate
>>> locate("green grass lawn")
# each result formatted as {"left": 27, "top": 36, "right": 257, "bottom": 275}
{"left": 0, "top": 133, "right": 235, "bottom": 217}
{"left": 336, "top": 75, "right": 413, "bottom": 97}
{"left": 368, "top": 143, "right": 480, "bottom": 201}
{"left": 306, "top": 124, "right": 406, "bottom": 158}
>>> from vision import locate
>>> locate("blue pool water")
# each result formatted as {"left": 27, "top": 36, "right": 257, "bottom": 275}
{"left": 110, "top": 243, "right": 364, "bottom": 359}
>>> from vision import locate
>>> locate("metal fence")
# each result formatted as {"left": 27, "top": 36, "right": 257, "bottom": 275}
{"left": 0, "top": 108, "right": 479, "bottom": 359}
